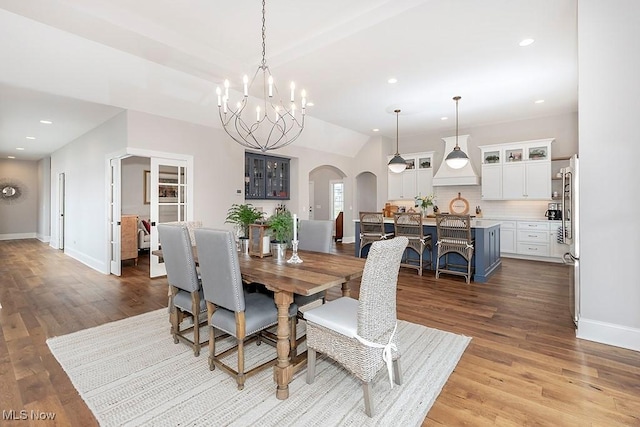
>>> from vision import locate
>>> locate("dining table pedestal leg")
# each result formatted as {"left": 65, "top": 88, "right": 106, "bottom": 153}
{"left": 274, "top": 290, "right": 294, "bottom": 400}
{"left": 341, "top": 281, "right": 351, "bottom": 298}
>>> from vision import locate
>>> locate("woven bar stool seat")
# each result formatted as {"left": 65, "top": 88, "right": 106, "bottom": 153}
{"left": 393, "top": 212, "right": 432, "bottom": 276}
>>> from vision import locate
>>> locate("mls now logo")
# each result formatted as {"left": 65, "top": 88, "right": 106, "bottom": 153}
{"left": 3, "top": 410, "right": 56, "bottom": 421}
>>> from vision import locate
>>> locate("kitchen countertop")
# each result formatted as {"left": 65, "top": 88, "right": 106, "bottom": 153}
{"left": 482, "top": 216, "right": 563, "bottom": 223}
{"left": 354, "top": 218, "right": 501, "bottom": 229}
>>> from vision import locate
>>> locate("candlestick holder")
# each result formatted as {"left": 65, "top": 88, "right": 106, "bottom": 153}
{"left": 287, "top": 240, "right": 303, "bottom": 263}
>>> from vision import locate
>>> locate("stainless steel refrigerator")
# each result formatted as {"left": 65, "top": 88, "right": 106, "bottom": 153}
{"left": 561, "top": 155, "right": 579, "bottom": 326}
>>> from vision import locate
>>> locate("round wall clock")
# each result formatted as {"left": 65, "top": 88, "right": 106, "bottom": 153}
{"left": 449, "top": 192, "right": 470, "bottom": 215}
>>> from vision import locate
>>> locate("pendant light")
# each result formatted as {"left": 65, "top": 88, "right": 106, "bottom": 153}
{"left": 445, "top": 96, "right": 469, "bottom": 169}
{"left": 388, "top": 109, "right": 407, "bottom": 173}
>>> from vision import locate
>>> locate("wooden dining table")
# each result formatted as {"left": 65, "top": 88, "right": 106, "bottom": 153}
{"left": 153, "top": 247, "right": 366, "bottom": 400}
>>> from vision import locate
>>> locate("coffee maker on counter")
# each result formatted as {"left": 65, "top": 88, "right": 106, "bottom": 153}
{"left": 544, "top": 203, "right": 562, "bottom": 220}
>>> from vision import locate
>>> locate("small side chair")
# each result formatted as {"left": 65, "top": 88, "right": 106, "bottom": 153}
{"left": 194, "top": 228, "right": 297, "bottom": 390}
{"left": 157, "top": 223, "right": 207, "bottom": 356}
{"left": 304, "top": 236, "right": 408, "bottom": 417}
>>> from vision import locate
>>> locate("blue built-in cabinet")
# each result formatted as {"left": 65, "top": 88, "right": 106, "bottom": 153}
{"left": 354, "top": 220, "right": 501, "bottom": 283}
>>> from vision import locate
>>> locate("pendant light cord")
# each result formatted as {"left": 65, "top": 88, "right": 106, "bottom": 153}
{"left": 395, "top": 109, "right": 401, "bottom": 154}
{"left": 454, "top": 96, "right": 461, "bottom": 149}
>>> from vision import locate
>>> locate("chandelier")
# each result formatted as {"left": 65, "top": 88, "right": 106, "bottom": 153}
{"left": 216, "top": 0, "right": 306, "bottom": 152}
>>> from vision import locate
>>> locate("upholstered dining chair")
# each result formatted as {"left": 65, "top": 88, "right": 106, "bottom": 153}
{"left": 294, "top": 219, "right": 333, "bottom": 311}
{"left": 358, "top": 212, "right": 394, "bottom": 257}
{"left": 157, "top": 223, "right": 207, "bottom": 356}
{"left": 194, "top": 228, "right": 297, "bottom": 390}
{"left": 435, "top": 214, "right": 474, "bottom": 284}
{"left": 304, "top": 236, "right": 408, "bottom": 417}
{"left": 393, "top": 212, "right": 433, "bottom": 276}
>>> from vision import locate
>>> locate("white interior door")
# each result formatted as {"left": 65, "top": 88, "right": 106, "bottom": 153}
{"left": 150, "top": 157, "right": 191, "bottom": 277}
{"left": 109, "top": 158, "right": 122, "bottom": 276}
{"left": 58, "top": 173, "right": 65, "bottom": 250}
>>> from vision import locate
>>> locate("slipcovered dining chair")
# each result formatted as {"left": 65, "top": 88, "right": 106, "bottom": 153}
{"left": 393, "top": 212, "right": 433, "bottom": 276}
{"left": 358, "top": 212, "right": 394, "bottom": 257}
{"left": 294, "top": 219, "right": 333, "bottom": 311}
{"left": 435, "top": 214, "right": 474, "bottom": 284}
{"left": 304, "top": 236, "right": 408, "bottom": 417}
{"left": 194, "top": 228, "right": 297, "bottom": 390}
{"left": 157, "top": 223, "right": 207, "bottom": 356}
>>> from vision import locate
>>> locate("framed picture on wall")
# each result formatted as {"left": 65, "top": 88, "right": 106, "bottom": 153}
{"left": 144, "top": 170, "right": 151, "bottom": 204}
{"left": 144, "top": 170, "right": 180, "bottom": 204}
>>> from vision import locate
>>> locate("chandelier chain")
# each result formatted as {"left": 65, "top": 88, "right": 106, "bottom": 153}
{"left": 261, "top": 0, "right": 267, "bottom": 68}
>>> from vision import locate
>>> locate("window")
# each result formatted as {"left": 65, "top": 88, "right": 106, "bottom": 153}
{"left": 330, "top": 181, "right": 344, "bottom": 220}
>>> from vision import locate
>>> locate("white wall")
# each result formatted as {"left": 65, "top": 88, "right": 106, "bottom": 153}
{"left": 0, "top": 159, "right": 39, "bottom": 239}
{"left": 37, "top": 157, "right": 51, "bottom": 242}
{"left": 576, "top": 0, "right": 640, "bottom": 351}
{"left": 126, "top": 110, "right": 244, "bottom": 231}
{"left": 309, "top": 167, "right": 344, "bottom": 221}
{"left": 50, "top": 112, "right": 128, "bottom": 272}
{"left": 121, "top": 156, "right": 151, "bottom": 219}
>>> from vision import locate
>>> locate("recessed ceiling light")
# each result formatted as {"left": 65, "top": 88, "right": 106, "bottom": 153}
{"left": 441, "top": 117, "right": 448, "bottom": 121}
{"left": 535, "top": 99, "right": 545, "bottom": 104}
{"left": 519, "top": 38, "right": 535, "bottom": 47}
{"left": 16, "top": 147, "right": 25, "bottom": 150}
{"left": 372, "top": 128, "right": 380, "bottom": 132}
{"left": 306, "top": 102, "right": 314, "bottom": 107}
{"left": 26, "top": 136, "right": 36, "bottom": 140}
{"left": 387, "top": 78, "right": 398, "bottom": 84}
{"left": 7, "top": 156, "right": 15, "bottom": 159}
{"left": 40, "top": 120, "right": 53, "bottom": 124}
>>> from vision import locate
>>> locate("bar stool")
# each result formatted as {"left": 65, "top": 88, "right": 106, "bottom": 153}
{"left": 393, "top": 212, "right": 432, "bottom": 276}
{"left": 435, "top": 214, "right": 474, "bottom": 283}
{"left": 358, "top": 212, "right": 394, "bottom": 257}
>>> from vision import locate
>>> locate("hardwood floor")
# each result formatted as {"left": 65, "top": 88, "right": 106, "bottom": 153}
{"left": 1, "top": 239, "right": 638, "bottom": 426}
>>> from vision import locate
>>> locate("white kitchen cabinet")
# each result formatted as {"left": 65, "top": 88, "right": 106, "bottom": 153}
{"left": 499, "top": 220, "right": 517, "bottom": 253}
{"left": 549, "top": 223, "right": 569, "bottom": 259}
{"left": 516, "top": 221, "right": 550, "bottom": 257}
{"left": 387, "top": 151, "right": 434, "bottom": 201}
{"left": 481, "top": 164, "right": 502, "bottom": 199}
{"left": 479, "top": 139, "right": 553, "bottom": 201}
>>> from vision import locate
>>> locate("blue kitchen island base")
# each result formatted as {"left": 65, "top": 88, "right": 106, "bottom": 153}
{"left": 354, "top": 218, "right": 501, "bottom": 283}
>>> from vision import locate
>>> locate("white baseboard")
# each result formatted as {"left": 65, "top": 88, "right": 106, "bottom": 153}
{"left": 64, "top": 247, "right": 110, "bottom": 274}
{"left": 36, "top": 234, "right": 51, "bottom": 243}
{"left": 341, "top": 236, "right": 355, "bottom": 244}
{"left": 501, "top": 253, "right": 564, "bottom": 264}
{"left": 577, "top": 318, "right": 640, "bottom": 352}
{"left": 0, "top": 232, "right": 37, "bottom": 241}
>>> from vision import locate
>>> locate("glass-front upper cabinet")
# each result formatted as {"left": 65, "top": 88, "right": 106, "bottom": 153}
{"left": 245, "top": 153, "right": 265, "bottom": 199}
{"left": 245, "top": 152, "right": 290, "bottom": 200}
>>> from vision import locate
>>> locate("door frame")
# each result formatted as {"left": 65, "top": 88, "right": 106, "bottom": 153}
{"left": 106, "top": 147, "right": 194, "bottom": 277}
{"left": 57, "top": 172, "right": 65, "bottom": 250}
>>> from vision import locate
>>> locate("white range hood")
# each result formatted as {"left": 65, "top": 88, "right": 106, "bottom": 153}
{"left": 433, "top": 135, "right": 480, "bottom": 186}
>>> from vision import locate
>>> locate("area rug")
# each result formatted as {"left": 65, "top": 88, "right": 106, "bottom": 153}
{"left": 47, "top": 309, "right": 470, "bottom": 427}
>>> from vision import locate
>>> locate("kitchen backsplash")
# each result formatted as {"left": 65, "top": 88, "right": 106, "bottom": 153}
{"left": 391, "top": 186, "right": 550, "bottom": 220}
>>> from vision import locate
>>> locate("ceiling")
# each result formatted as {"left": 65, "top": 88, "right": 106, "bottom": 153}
{"left": 0, "top": 0, "right": 578, "bottom": 161}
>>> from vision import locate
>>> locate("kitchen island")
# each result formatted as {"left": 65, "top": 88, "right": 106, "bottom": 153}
{"left": 354, "top": 218, "right": 501, "bottom": 283}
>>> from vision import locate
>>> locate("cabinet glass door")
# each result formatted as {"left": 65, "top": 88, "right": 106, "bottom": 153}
{"left": 266, "top": 156, "right": 289, "bottom": 199}
{"left": 245, "top": 154, "right": 265, "bottom": 199}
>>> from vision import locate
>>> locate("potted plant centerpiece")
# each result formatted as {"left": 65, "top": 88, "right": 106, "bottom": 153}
{"left": 225, "top": 203, "right": 264, "bottom": 253}
{"left": 267, "top": 209, "right": 293, "bottom": 261}
{"left": 414, "top": 194, "right": 436, "bottom": 217}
